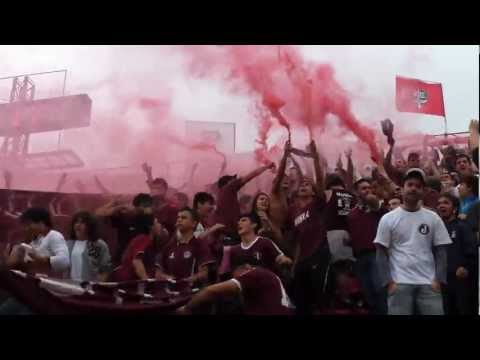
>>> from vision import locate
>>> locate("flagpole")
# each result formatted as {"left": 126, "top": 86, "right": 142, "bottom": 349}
{"left": 440, "top": 83, "right": 448, "bottom": 140}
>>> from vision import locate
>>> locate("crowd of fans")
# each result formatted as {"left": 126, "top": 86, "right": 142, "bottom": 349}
{"left": 0, "top": 119, "right": 478, "bottom": 315}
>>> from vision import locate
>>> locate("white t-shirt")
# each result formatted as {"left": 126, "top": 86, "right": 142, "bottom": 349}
{"left": 70, "top": 240, "right": 87, "bottom": 281}
{"left": 29, "top": 230, "right": 70, "bottom": 276}
{"left": 374, "top": 206, "right": 452, "bottom": 285}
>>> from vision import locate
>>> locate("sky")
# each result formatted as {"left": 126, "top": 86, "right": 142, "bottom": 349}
{"left": 0, "top": 45, "right": 477, "bottom": 168}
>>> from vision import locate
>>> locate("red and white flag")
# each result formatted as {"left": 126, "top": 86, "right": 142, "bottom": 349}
{"left": 396, "top": 76, "right": 445, "bottom": 116}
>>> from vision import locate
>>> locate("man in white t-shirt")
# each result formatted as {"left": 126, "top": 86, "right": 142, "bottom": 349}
{"left": 374, "top": 169, "right": 452, "bottom": 315}
{"left": 0, "top": 207, "right": 70, "bottom": 314}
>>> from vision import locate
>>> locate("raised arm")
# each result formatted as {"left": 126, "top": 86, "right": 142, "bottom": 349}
{"left": 239, "top": 162, "right": 275, "bottom": 187}
{"left": 468, "top": 119, "right": 479, "bottom": 154}
{"left": 309, "top": 140, "right": 325, "bottom": 198}
{"left": 95, "top": 198, "right": 131, "bottom": 218}
{"left": 381, "top": 119, "right": 403, "bottom": 185}
{"left": 272, "top": 141, "right": 291, "bottom": 194}
{"left": 176, "top": 280, "right": 240, "bottom": 315}
{"left": 55, "top": 173, "right": 68, "bottom": 193}
{"left": 383, "top": 143, "right": 403, "bottom": 186}
{"left": 345, "top": 149, "right": 355, "bottom": 190}
{"left": 141, "top": 163, "right": 154, "bottom": 188}
{"left": 218, "top": 156, "right": 227, "bottom": 178}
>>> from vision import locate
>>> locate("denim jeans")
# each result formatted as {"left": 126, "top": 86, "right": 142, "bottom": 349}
{"left": 387, "top": 284, "right": 444, "bottom": 315}
{"left": 354, "top": 252, "right": 387, "bottom": 315}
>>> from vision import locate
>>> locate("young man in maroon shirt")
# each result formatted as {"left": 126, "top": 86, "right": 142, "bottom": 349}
{"left": 155, "top": 208, "right": 215, "bottom": 285}
{"left": 346, "top": 178, "right": 388, "bottom": 314}
{"left": 209, "top": 162, "right": 275, "bottom": 263}
{"left": 111, "top": 213, "right": 169, "bottom": 282}
{"left": 96, "top": 193, "right": 156, "bottom": 266}
{"left": 142, "top": 163, "right": 179, "bottom": 235}
{"left": 229, "top": 212, "right": 292, "bottom": 274}
{"left": 289, "top": 140, "right": 330, "bottom": 315}
{"left": 176, "top": 255, "right": 295, "bottom": 315}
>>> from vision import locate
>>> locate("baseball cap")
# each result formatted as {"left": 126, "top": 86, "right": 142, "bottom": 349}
{"left": 402, "top": 168, "right": 426, "bottom": 185}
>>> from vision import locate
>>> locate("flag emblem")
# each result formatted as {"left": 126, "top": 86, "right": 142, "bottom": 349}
{"left": 414, "top": 89, "right": 428, "bottom": 109}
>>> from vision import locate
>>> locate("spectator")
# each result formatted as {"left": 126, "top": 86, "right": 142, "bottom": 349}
{"left": 111, "top": 212, "right": 169, "bottom": 282}
{"left": 155, "top": 208, "right": 215, "bottom": 285}
{"left": 458, "top": 174, "right": 479, "bottom": 218}
{"left": 192, "top": 192, "right": 215, "bottom": 238}
{"left": 251, "top": 192, "right": 283, "bottom": 246}
{"left": 211, "top": 162, "right": 275, "bottom": 260}
{"left": 230, "top": 212, "right": 292, "bottom": 274}
{"left": 439, "top": 170, "right": 459, "bottom": 197}
{"left": 67, "top": 211, "right": 112, "bottom": 282}
{"left": 12, "top": 207, "right": 69, "bottom": 276}
{"left": 374, "top": 168, "right": 452, "bottom": 315}
{"left": 347, "top": 178, "right": 388, "bottom": 314}
{"left": 455, "top": 154, "right": 474, "bottom": 178}
{"left": 423, "top": 177, "right": 442, "bottom": 210}
{"left": 289, "top": 140, "right": 330, "bottom": 315}
{"left": 387, "top": 196, "right": 402, "bottom": 212}
{"left": 437, "top": 193, "right": 478, "bottom": 314}
{"left": 176, "top": 255, "right": 295, "bottom": 315}
{"left": 141, "top": 163, "right": 179, "bottom": 235}
{"left": 96, "top": 193, "right": 154, "bottom": 266}
{"left": 0, "top": 207, "right": 69, "bottom": 315}
{"left": 324, "top": 173, "right": 356, "bottom": 262}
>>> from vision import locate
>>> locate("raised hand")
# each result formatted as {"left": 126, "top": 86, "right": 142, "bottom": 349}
{"left": 285, "top": 140, "right": 292, "bottom": 154}
{"left": 344, "top": 148, "right": 353, "bottom": 159}
{"left": 381, "top": 119, "right": 395, "bottom": 145}
{"left": 141, "top": 162, "right": 152, "bottom": 176}
{"left": 307, "top": 140, "right": 319, "bottom": 159}
{"left": 469, "top": 119, "right": 479, "bottom": 150}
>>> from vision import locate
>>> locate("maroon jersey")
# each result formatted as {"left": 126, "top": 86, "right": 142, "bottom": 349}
{"left": 212, "top": 178, "right": 243, "bottom": 234}
{"left": 232, "top": 267, "right": 294, "bottom": 315}
{"left": 325, "top": 190, "right": 356, "bottom": 231}
{"left": 158, "top": 236, "right": 215, "bottom": 280}
{"left": 347, "top": 206, "right": 388, "bottom": 256}
{"left": 290, "top": 196, "right": 328, "bottom": 261}
{"left": 113, "top": 234, "right": 156, "bottom": 282}
{"left": 230, "top": 237, "right": 283, "bottom": 273}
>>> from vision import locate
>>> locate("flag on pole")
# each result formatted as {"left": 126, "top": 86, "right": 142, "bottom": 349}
{"left": 396, "top": 76, "right": 445, "bottom": 116}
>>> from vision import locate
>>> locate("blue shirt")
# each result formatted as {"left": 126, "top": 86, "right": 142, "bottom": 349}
{"left": 459, "top": 195, "right": 480, "bottom": 215}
